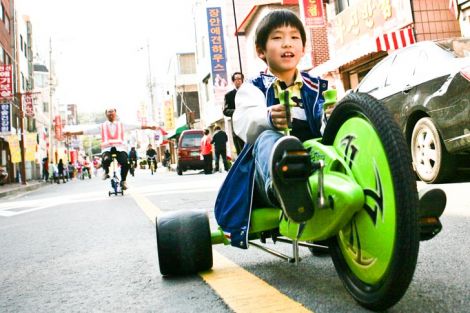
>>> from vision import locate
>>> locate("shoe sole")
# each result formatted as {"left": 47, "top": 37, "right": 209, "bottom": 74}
{"left": 418, "top": 188, "right": 446, "bottom": 218}
{"left": 270, "top": 136, "right": 314, "bottom": 223}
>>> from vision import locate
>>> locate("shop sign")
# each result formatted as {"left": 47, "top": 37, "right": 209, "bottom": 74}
{"left": 0, "top": 65, "right": 13, "bottom": 98}
{"left": 206, "top": 7, "right": 229, "bottom": 105}
{"left": 330, "top": 0, "right": 413, "bottom": 51}
{"left": 24, "top": 93, "right": 34, "bottom": 117}
{"left": 301, "top": 0, "right": 324, "bottom": 27}
{"left": 0, "top": 103, "right": 11, "bottom": 134}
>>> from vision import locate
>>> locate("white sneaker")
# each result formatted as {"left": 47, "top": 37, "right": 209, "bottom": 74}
{"left": 102, "top": 173, "right": 110, "bottom": 180}
{"left": 121, "top": 181, "right": 128, "bottom": 190}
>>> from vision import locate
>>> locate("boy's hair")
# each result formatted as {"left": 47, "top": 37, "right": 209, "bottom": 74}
{"left": 204, "top": 129, "right": 210, "bottom": 135}
{"left": 231, "top": 72, "right": 244, "bottom": 81}
{"left": 255, "top": 9, "right": 306, "bottom": 51}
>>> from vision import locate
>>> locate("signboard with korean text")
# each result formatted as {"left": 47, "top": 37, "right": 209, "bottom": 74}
{"left": 301, "top": 0, "right": 325, "bottom": 27}
{"left": 0, "top": 65, "right": 13, "bottom": 98}
{"left": 0, "top": 102, "right": 11, "bottom": 134}
{"left": 206, "top": 7, "right": 229, "bottom": 105}
{"left": 54, "top": 115, "right": 62, "bottom": 140}
{"left": 24, "top": 92, "right": 34, "bottom": 117}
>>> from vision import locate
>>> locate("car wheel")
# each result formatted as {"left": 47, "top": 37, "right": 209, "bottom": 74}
{"left": 411, "top": 117, "right": 456, "bottom": 183}
{"left": 176, "top": 165, "right": 183, "bottom": 175}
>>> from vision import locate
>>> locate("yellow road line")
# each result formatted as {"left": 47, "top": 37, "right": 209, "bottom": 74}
{"left": 130, "top": 190, "right": 312, "bottom": 313}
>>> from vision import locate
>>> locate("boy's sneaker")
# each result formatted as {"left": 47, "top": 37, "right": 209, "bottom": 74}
{"left": 102, "top": 172, "right": 110, "bottom": 180}
{"left": 121, "top": 181, "right": 128, "bottom": 190}
{"left": 269, "top": 136, "right": 314, "bottom": 223}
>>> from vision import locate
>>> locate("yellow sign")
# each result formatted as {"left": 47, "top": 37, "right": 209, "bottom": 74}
{"left": 6, "top": 133, "right": 38, "bottom": 163}
{"left": 6, "top": 135, "right": 20, "bottom": 163}
{"left": 163, "top": 99, "right": 175, "bottom": 130}
{"left": 25, "top": 132, "right": 38, "bottom": 161}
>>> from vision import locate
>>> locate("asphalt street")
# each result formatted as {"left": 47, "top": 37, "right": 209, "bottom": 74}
{"left": 0, "top": 167, "right": 469, "bottom": 313}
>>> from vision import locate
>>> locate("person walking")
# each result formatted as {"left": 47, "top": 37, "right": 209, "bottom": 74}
{"left": 57, "top": 159, "right": 67, "bottom": 183}
{"left": 223, "top": 72, "right": 245, "bottom": 155}
{"left": 211, "top": 125, "right": 230, "bottom": 172}
{"left": 41, "top": 157, "right": 49, "bottom": 182}
{"left": 200, "top": 129, "right": 213, "bottom": 175}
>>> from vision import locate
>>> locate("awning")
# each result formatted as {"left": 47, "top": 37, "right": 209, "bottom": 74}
{"left": 375, "top": 27, "right": 415, "bottom": 52}
{"left": 166, "top": 124, "right": 189, "bottom": 139}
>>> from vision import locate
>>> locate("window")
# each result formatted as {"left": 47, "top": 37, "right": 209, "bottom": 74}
{"left": 385, "top": 48, "right": 420, "bottom": 87}
{"left": 0, "top": 46, "right": 4, "bottom": 64}
{"left": 0, "top": 4, "right": 3, "bottom": 21}
{"left": 20, "top": 35, "right": 23, "bottom": 52}
{"left": 358, "top": 57, "right": 393, "bottom": 93}
{"left": 335, "top": 0, "right": 350, "bottom": 14}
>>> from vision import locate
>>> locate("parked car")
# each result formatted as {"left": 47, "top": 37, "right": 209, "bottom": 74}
{"left": 176, "top": 129, "right": 205, "bottom": 175}
{"left": 355, "top": 37, "right": 470, "bottom": 183}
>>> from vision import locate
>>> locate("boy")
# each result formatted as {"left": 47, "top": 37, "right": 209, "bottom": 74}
{"left": 214, "top": 10, "right": 328, "bottom": 248}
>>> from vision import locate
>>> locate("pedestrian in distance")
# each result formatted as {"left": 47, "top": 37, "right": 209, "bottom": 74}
{"left": 200, "top": 129, "right": 213, "bottom": 175}
{"left": 214, "top": 10, "right": 330, "bottom": 247}
{"left": 57, "top": 159, "right": 67, "bottom": 184}
{"left": 223, "top": 72, "right": 245, "bottom": 155}
{"left": 63, "top": 108, "right": 158, "bottom": 190}
{"left": 211, "top": 125, "right": 230, "bottom": 172}
{"left": 41, "top": 157, "right": 49, "bottom": 182}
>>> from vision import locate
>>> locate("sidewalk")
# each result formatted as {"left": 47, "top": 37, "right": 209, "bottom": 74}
{"left": 0, "top": 180, "right": 47, "bottom": 198}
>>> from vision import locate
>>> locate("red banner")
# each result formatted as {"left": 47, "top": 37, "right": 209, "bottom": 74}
{"left": 302, "top": 0, "right": 324, "bottom": 27}
{"left": 0, "top": 65, "right": 13, "bottom": 98}
{"left": 24, "top": 92, "right": 34, "bottom": 117}
{"left": 54, "top": 115, "right": 62, "bottom": 140}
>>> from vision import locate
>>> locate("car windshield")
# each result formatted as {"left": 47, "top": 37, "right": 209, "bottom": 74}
{"left": 435, "top": 38, "right": 470, "bottom": 58}
{"left": 181, "top": 134, "right": 202, "bottom": 147}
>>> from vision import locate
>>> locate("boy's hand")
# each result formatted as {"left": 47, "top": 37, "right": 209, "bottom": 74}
{"left": 269, "top": 104, "right": 289, "bottom": 129}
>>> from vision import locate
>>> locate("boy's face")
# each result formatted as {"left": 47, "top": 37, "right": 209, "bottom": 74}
{"left": 257, "top": 25, "right": 305, "bottom": 81}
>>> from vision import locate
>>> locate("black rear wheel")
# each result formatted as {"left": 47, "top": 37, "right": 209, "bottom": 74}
{"left": 156, "top": 210, "right": 213, "bottom": 276}
{"left": 322, "top": 93, "right": 419, "bottom": 311}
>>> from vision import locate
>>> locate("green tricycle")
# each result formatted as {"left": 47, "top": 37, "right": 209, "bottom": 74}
{"left": 155, "top": 93, "right": 445, "bottom": 311}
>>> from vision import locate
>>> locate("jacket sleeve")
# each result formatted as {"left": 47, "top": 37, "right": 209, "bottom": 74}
{"left": 223, "top": 92, "right": 235, "bottom": 117}
{"left": 233, "top": 83, "right": 274, "bottom": 144}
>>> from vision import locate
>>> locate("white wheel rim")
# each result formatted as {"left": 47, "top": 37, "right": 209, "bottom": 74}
{"left": 413, "top": 127, "right": 439, "bottom": 181}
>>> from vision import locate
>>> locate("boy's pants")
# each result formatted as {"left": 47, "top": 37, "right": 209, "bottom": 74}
{"left": 252, "top": 130, "right": 283, "bottom": 207}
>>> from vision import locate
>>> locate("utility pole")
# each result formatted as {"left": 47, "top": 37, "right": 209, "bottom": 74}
{"left": 48, "top": 38, "right": 54, "bottom": 164}
{"left": 13, "top": 9, "right": 26, "bottom": 184}
{"left": 146, "top": 40, "right": 156, "bottom": 124}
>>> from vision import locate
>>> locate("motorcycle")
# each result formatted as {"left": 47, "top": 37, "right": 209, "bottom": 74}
{"left": 154, "top": 93, "right": 445, "bottom": 311}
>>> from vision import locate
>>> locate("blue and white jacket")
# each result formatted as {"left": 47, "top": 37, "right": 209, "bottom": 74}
{"left": 214, "top": 71, "right": 328, "bottom": 249}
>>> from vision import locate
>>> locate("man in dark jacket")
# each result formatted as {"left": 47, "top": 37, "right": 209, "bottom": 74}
{"left": 223, "top": 72, "right": 245, "bottom": 155}
{"left": 211, "top": 126, "right": 230, "bottom": 172}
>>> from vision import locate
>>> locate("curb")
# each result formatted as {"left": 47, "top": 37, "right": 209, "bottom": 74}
{"left": 0, "top": 181, "right": 47, "bottom": 198}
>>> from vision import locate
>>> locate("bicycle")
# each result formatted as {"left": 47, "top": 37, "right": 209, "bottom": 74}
{"left": 109, "top": 151, "right": 124, "bottom": 196}
{"left": 128, "top": 158, "right": 137, "bottom": 177}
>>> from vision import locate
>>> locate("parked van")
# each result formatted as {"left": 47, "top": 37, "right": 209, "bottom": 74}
{"left": 176, "top": 129, "right": 205, "bottom": 175}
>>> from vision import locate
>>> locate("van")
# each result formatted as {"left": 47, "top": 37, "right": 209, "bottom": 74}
{"left": 176, "top": 129, "right": 205, "bottom": 175}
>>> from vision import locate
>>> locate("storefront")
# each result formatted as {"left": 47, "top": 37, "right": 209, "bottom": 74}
{"left": 327, "top": 0, "right": 415, "bottom": 91}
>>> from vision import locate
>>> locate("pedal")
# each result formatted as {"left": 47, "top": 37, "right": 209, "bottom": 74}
{"left": 275, "top": 149, "right": 312, "bottom": 183}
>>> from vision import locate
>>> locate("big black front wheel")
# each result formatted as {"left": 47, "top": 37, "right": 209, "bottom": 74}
{"left": 322, "top": 93, "right": 420, "bottom": 311}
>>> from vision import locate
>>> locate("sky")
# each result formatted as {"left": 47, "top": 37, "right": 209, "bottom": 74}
{"left": 16, "top": 0, "right": 195, "bottom": 123}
